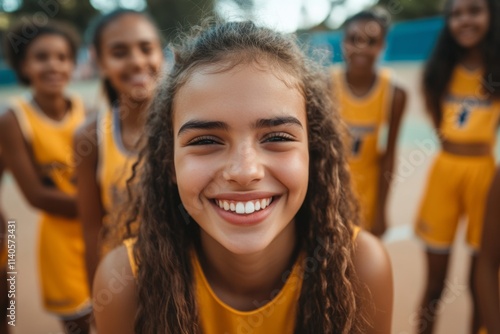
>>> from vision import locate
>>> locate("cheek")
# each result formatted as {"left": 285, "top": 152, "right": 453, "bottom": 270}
{"left": 272, "top": 149, "right": 309, "bottom": 199}
{"left": 174, "top": 153, "right": 216, "bottom": 208}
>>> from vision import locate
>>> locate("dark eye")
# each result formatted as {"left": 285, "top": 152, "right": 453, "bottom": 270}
{"left": 35, "top": 52, "right": 49, "bottom": 61}
{"left": 187, "top": 136, "right": 222, "bottom": 146}
{"left": 263, "top": 132, "right": 294, "bottom": 143}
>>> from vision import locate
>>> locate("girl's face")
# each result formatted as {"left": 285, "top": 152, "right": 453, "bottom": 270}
{"left": 97, "top": 14, "right": 163, "bottom": 102}
{"left": 173, "top": 62, "right": 309, "bottom": 255}
{"left": 343, "top": 19, "right": 384, "bottom": 71}
{"left": 448, "top": 0, "right": 490, "bottom": 49}
{"left": 22, "top": 34, "right": 74, "bottom": 95}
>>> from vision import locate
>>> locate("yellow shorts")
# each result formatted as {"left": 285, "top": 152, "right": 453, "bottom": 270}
{"left": 415, "top": 152, "right": 495, "bottom": 251}
{"left": 349, "top": 161, "right": 379, "bottom": 230}
{"left": 38, "top": 214, "right": 91, "bottom": 319}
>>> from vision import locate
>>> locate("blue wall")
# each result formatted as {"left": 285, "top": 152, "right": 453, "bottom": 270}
{"left": 308, "top": 16, "right": 445, "bottom": 64}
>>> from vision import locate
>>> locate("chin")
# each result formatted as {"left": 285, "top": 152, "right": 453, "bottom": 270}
{"left": 216, "top": 233, "right": 275, "bottom": 256}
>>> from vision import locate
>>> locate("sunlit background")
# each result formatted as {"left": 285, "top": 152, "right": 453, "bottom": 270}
{"left": 0, "top": 0, "right": 377, "bottom": 31}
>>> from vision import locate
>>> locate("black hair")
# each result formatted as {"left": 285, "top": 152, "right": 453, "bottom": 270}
{"left": 4, "top": 19, "right": 80, "bottom": 86}
{"left": 343, "top": 9, "right": 391, "bottom": 38}
{"left": 423, "top": 0, "right": 500, "bottom": 125}
{"left": 89, "top": 8, "right": 162, "bottom": 105}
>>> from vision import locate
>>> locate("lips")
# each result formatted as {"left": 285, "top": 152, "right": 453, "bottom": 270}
{"left": 214, "top": 197, "right": 273, "bottom": 214}
{"left": 126, "top": 73, "right": 155, "bottom": 86}
{"left": 210, "top": 194, "right": 279, "bottom": 226}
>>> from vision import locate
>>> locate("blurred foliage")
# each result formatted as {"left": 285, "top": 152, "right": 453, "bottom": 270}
{"left": 6, "top": 0, "right": 98, "bottom": 34}
{"left": 145, "top": 0, "right": 215, "bottom": 41}
{"left": 376, "top": 0, "right": 445, "bottom": 21}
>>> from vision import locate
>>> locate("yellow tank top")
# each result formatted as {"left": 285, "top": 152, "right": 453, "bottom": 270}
{"left": 9, "top": 95, "right": 85, "bottom": 195}
{"left": 440, "top": 65, "right": 500, "bottom": 144}
{"left": 96, "top": 107, "right": 137, "bottom": 216}
{"left": 331, "top": 68, "right": 394, "bottom": 169}
{"left": 124, "top": 226, "right": 361, "bottom": 333}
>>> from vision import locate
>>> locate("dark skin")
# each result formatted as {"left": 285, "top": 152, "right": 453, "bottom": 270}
{"left": 475, "top": 167, "right": 500, "bottom": 334}
{"left": 74, "top": 13, "right": 163, "bottom": 292}
{"left": 93, "top": 230, "right": 393, "bottom": 334}
{"left": 417, "top": 0, "right": 491, "bottom": 333}
{"left": 342, "top": 19, "right": 408, "bottom": 237}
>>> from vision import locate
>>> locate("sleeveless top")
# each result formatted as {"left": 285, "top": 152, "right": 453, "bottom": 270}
{"left": 124, "top": 226, "right": 361, "bottom": 333}
{"left": 439, "top": 65, "right": 500, "bottom": 145}
{"left": 331, "top": 68, "right": 394, "bottom": 170}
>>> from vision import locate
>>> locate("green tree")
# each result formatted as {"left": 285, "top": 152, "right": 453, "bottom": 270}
{"left": 10, "top": 0, "right": 98, "bottom": 34}
{"left": 145, "top": 0, "right": 216, "bottom": 41}
{"left": 377, "top": 0, "right": 445, "bottom": 21}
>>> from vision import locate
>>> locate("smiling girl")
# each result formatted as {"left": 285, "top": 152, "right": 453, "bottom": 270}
{"left": 74, "top": 9, "right": 164, "bottom": 290}
{"left": 0, "top": 21, "right": 90, "bottom": 333}
{"left": 332, "top": 10, "right": 407, "bottom": 236}
{"left": 415, "top": 0, "right": 500, "bottom": 333}
{"left": 93, "top": 21, "right": 393, "bottom": 334}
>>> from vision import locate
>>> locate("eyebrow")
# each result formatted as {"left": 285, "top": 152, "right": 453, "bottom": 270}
{"left": 177, "top": 116, "right": 303, "bottom": 137}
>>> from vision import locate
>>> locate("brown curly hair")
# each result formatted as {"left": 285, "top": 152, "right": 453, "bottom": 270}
{"left": 125, "top": 20, "right": 366, "bottom": 333}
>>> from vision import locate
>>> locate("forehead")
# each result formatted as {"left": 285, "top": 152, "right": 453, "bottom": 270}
{"left": 345, "top": 19, "right": 384, "bottom": 39}
{"left": 450, "top": 0, "right": 488, "bottom": 10}
{"left": 173, "top": 63, "right": 305, "bottom": 125}
{"left": 28, "top": 34, "right": 71, "bottom": 54}
{"left": 101, "top": 14, "right": 159, "bottom": 47}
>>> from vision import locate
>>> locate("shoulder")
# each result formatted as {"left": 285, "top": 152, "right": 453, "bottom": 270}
{"left": 353, "top": 230, "right": 392, "bottom": 283}
{"left": 0, "top": 107, "right": 20, "bottom": 137}
{"left": 352, "top": 230, "right": 393, "bottom": 333}
{"left": 93, "top": 244, "right": 137, "bottom": 334}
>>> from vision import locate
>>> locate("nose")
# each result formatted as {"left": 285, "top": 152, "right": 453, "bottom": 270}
{"left": 128, "top": 48, "right": 148, "bottom": 69}
{"left": 222, "top": 143, "right": 265, "bottom": 186}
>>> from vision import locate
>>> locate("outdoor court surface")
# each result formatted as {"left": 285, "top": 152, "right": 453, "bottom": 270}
{"left": 0, "top": 63, "right": 496, "bottom": 333}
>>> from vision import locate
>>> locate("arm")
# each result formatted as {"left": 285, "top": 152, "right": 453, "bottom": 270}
{"left": 372, "top": 86, "right": 407, "bottom": 236}
{"left": 74, "top": 119, "right": 105, "bottom": 290}
{"left": 0, "top": 110, "right": 77, "bottom": 217}
{"left": 93, "top": 245, "right": 137, "bottom": 334}
{"left": 475, "top": 167, "right": 500, "bottom": 334}
{"left": 354, "top": 230, "right": 393, "bottom": 333}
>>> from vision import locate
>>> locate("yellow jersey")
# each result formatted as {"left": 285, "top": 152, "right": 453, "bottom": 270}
{"left": 9, "top": 94, "right": 90, "bottom": 316}
{"left": 97, "top": 107, "right": 137, "bottom": 217}
{"left": 124, "top": 226, "right": 361, "bottom": 333}
{"left": 331, "top": 68, "right": 394, "bottom": 169}
{"left": 440, "top": 65, "right": 500, "bottom": 145}
{"left": 10, "top": 95, "right": 85, "bottom": 195}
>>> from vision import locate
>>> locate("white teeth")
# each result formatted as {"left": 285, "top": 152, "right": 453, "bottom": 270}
{"left": 245, "top": 202, "right": 255, "bottom": 214}
{"left": 260, "top": 199, "right": 267, "bottom": 209}
{"left": 236, "top": 202, "right": 245, "bottom": 214}
{"left": 215, "top": 197, "right": 274, "bottom": 215}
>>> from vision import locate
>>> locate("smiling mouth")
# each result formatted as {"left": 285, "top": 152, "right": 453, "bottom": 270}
{"left": 213, "top": 197, "right": 275, "bottom": 215}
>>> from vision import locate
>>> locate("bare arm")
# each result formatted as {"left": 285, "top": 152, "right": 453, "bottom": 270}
{"left": 354, "top": 230, "right": 394, "bottom": 333}
{"left": 475, "top": 167, "right": 500, "bottom": 334}
{"left": 93, "top": 245, "right": 137, "bottom": 334}
{"left": 373, "top": 86, "right": 407, "bottom": 236}
{"left": 0, "top": 110, "right": 76, "bottom": 217}
{"left": 74, "top": 119, "right": 105, "bottom": 290}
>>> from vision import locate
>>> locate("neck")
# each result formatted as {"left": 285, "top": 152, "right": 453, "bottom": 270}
{"left": 32, "top": 91, "right": 68, "bottom": 121}
{"left": 460, "top": 47, "right": 484, "bottom": 71}
{"left": 198, "top": 222, "right": 298, "bottom": 309}
{"left": 345, "top": 68, "right": 377, "bottom": 96}
{"left": 118, "top": 95, "right": 151, "bottom": 131}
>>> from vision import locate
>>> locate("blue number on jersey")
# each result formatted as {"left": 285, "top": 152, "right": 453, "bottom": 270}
{"left": 457, "top": 105, "right": 470, "bottom": 128}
